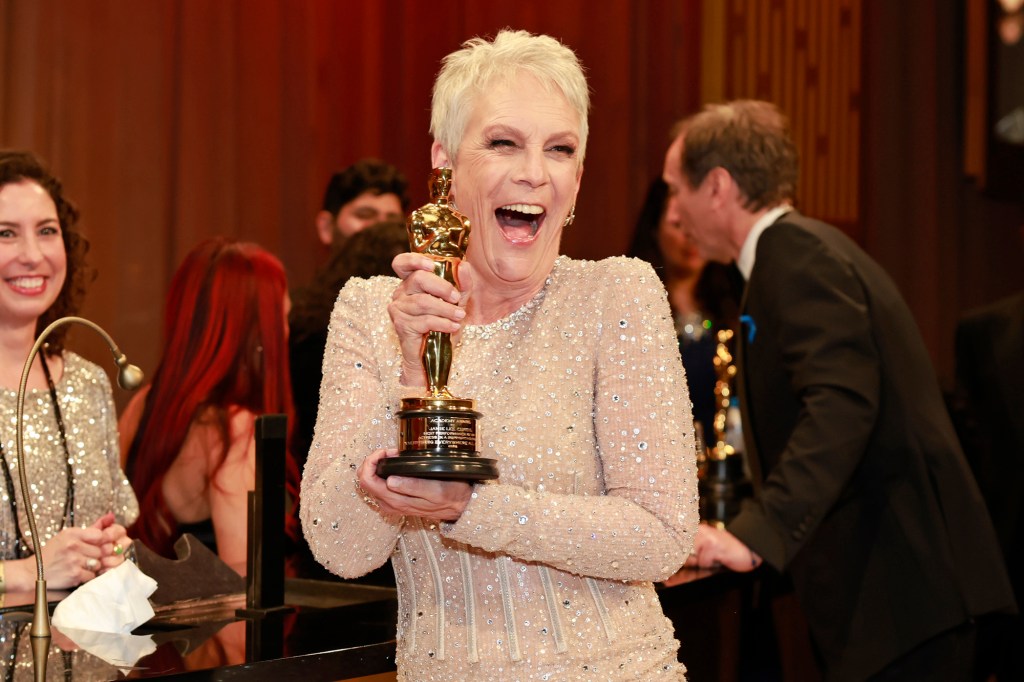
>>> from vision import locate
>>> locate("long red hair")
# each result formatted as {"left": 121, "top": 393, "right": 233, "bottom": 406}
{"left": 126, "top": 238, "right": 299, "bottom": 558}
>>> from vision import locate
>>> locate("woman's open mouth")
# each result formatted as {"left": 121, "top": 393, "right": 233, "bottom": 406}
{"left": 495, "top": 203, "right": 544, "bottom": 243}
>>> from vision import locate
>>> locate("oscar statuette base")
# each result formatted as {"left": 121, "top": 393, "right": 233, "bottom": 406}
{"left": 698, "top": 454, "right": 752, "bottom": 528}
{"left": 377, "top": 396, "right": 498, "bottom": 481}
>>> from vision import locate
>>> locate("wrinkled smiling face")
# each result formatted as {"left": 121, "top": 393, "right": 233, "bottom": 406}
{"left": 433, "top": 73, "right": 583, "bottom": 292}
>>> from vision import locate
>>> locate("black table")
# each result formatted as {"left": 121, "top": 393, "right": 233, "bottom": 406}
{"left": 1, "top": 569, "right": 796, "bottom": 681}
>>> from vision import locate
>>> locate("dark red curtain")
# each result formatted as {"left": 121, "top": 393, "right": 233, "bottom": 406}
{"left": 0, "top": 0, "right": 702, "bottom": 387}
{"left": 2, "top": 0, "right": 1020, "bottom": 393}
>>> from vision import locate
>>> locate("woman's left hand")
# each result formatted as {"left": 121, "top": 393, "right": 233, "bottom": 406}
{"left": 89, "top": 511, "right": 134, "bottom": 573}
{"left": 357, "top": 449, "right": 473, "bottom": 521}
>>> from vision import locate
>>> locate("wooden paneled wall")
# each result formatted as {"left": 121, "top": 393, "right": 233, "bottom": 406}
{"left": 703, "top": 0, "right": 863, "bottom": 238}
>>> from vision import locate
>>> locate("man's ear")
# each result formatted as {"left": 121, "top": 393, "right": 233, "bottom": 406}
{"left": 706, "top": 167, "right": 737, "bottom": 207}
{"left": 431, "top": 141, "right": 452, "bottom": 169}
{"left": 315, "top": 211, "right": 336, "bottom": 246}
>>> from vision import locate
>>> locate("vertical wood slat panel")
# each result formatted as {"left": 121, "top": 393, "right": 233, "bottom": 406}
{"left": 808, "top": 0, "right": 821, "bottom": 218}
{"left": 837, "top": 0, "right": 848, "bottom": 220}
{"left": 3, "top": 0, "right": 698, "bottom": 393}
{"left": 702, "top": 0, "right": 728, "bottom": 105}
{"left": 720, "top": 0, "right": 861, "bottom": 232}
{"left": 840, "top": 0, "right": 856, "bottom": 220}
{"left": 728, "top": 0, "right": 742, "bottom": 98}
{"left": 759, "top": 0, "right": 770, "bottom": 98}
{"left": 772, "top": 3, "right": 783, "bottom": 104}
{"left": 783, "top": 0, "right": 794, "bottom": 112}
{"left": 794, "top": 0, "right": 808, "bottom": 192}
{"left": 823, "top": 0, "right": 831, "bottom": 218}
{"left": 962, "top": 0, "right": 987, "bottom": 183}
{"left": 849, "top": 0, "right": 861, "bottom": 223}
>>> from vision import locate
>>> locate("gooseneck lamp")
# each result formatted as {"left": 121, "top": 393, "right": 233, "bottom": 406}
{"left": 15, "top": 316, "right": 144, "bottom": 682}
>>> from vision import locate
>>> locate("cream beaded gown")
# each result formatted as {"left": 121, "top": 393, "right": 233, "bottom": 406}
{"left": 302, "top": 257, "right": 698, "bottom": 681}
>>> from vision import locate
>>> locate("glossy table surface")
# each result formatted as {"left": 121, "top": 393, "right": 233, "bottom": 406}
{"left": 0, "top": 568, "right": 742, "bottom": 680}
{"left": 0, "top": 578, "right": 398, "bottom": 680}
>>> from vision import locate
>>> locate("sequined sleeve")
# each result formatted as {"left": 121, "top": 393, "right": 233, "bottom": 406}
{"left": 302, "top": 261, "right": 698, "bottom": 584}
{"left": 440, "top": 258, "right": 698, "bottom": 582}
{"left": 301, "top": 276, "right": 405, "bottom": 578}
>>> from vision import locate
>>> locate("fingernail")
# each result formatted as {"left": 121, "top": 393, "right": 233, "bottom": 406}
{"left": 453, "top": 308, "right": 466, "bottom": 319}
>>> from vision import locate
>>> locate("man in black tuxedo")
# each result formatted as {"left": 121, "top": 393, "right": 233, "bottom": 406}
{"left": 663, "top": 100, "right": 1015, "bottom": 681}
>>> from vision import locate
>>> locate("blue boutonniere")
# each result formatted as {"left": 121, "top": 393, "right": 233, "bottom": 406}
{"left": 740, "top": 314, "right": 757, "bottom": 343}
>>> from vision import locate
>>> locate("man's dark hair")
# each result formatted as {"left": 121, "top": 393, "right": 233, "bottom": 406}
{"left": 290, "top": 218, "right": 409, "bottom": 343}
{"left": 322, "top": 158, "right": 409, "bottom": 216}
{"left": 679, "top": 100, "right": 798, "bottom": 211}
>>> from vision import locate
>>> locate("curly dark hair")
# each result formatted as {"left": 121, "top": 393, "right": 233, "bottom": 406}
{"left": 0, "top": 150, "right": 93, "bottom": 355}
{"left": 290, "top": 218, "right": 409, "bottom": 343}
{"left": 322, "top": 158, "right": 410, "bottom": 216}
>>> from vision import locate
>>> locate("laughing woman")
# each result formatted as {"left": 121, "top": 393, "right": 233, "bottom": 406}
{"left": 301, "top": 30, "right": 698, "bottom": 680}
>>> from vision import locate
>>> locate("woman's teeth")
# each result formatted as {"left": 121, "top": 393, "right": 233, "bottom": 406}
{"left": 8, "top": 276, "right": 44, "bottom": 290}
{"left": 499, "top": 203, "right": 544, "bottom": 215}
{"left": 495, "top": 204, "right": 545, "bottom": 241}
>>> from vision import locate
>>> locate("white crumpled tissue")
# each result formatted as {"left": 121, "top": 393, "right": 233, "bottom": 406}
{"left": 52, "top": 560, "right": 159, "bottom": 670}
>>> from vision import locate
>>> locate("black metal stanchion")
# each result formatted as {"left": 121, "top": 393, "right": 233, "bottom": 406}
{"left": 236, "top": 414, "right": 294, "bottom": 662}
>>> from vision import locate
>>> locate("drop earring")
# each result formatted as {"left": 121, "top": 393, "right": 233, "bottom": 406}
{"left": 564, "top": 205, "right": 576, "bottom": 227}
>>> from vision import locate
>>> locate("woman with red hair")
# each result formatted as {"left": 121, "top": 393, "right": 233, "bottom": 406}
{"left": 120, "top": 238, "right": 298, "bottom": 575}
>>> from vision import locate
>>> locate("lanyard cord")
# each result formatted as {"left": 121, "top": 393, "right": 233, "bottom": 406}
{"left": 0, "top": 354, "right": 75, "bottom": 557}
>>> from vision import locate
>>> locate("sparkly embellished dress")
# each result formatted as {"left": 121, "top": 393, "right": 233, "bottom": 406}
{"left": 0, "top": 351, "right": 139, "bottom": 557}
{"left": 302, "top": 256, "right": 698, "bottom": 681}
{"left": 0, "top": 352, "right": 139, "bottom": 677}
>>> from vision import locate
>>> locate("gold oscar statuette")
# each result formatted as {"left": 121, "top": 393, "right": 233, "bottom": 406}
{"left": 376, "top": 168, "right": 498, "bottom": 481}
{"left": 709, "top": 329, "right": 738, "bottom": 462}
{"left": 697, "top": 328, "right": 751, "bottom": 527}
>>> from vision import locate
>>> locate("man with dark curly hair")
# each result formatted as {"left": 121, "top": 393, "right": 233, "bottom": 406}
{"left": 314, "top": 158, "right": 408, "bottom": 247}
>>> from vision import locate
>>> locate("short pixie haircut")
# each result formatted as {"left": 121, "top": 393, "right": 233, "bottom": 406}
{"left": 430, "top": 29, "right": 591, "bottom": 165}
{"left": 677, "top": 100, "right": 798, "bottom": 211}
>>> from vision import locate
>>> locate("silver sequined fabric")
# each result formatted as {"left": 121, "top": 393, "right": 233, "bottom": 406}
{"left": 302, "top": 256, "right": 698, "bottom": 681}
{"left": 0, "top": 351, "right": 139, "bottom": 559}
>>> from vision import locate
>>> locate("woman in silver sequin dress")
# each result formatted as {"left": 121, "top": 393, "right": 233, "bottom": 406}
{"left": 302, "top": 30, "right": 698, "bottom": 681}
{"left": 0, "top": 152, "right": 138, "bottom": 677}
{"left": 0, "top": 151, "right": 138, "bottom": 594}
